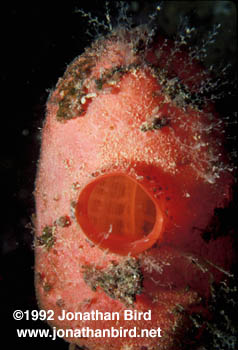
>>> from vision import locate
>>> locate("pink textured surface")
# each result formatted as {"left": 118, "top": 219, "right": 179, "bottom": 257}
{"left": 35, "top": 28, "right": 234, "bottom": 349}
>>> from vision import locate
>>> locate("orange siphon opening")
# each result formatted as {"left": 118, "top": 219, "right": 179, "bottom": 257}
{"left": 76, "top": 174, "right": 164, "bottom": 255}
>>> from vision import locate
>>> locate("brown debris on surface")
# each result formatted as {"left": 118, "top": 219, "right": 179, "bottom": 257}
{"left": 82, "top": 258, "right": 143, "bottom": 306}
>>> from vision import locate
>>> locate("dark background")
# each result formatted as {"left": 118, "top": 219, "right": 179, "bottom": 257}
{"left": 0, "top": 1, "right": 237, "bottom": 349}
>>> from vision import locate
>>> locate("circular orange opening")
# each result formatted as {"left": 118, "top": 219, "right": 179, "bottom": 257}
{"left": 76, "top": 174, "right": 164, "bottom": 255}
